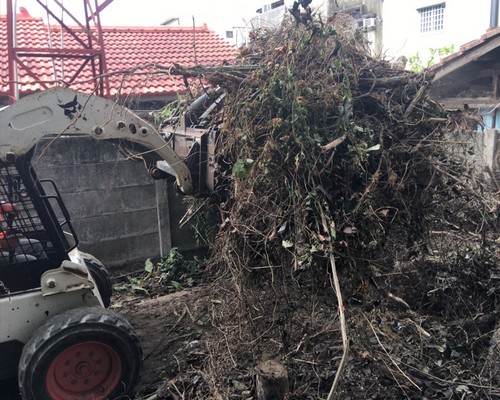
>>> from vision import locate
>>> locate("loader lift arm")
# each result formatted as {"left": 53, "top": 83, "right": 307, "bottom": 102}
{"left": 0, "top": 87, "right": 194, "bottom": 194}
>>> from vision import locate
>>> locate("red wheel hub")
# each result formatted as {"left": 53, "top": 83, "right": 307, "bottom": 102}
{"left": 45, "top": 341, "right": 122, "bottom": 400}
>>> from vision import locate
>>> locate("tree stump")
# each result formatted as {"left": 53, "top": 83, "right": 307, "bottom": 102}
{"left": 255, "top": 360, "right": 289, "bottom": 400}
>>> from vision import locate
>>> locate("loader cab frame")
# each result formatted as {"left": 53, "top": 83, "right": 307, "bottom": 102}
{"left": 0, "top": 150, "right": 77, "bottom": 294}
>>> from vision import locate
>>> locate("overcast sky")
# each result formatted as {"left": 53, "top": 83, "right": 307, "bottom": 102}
{"left": 5, "top": 0, "right": 266, "bottom": 37}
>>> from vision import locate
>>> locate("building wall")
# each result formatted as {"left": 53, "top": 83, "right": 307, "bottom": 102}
{"left": 480, "top": 110, "right": 500, "bottom": 173}
{"left": 249, "top": 1, "right": 385, "bottom": 55}
{"left": 250, "top": 0, "right": 329, "bottom": 29}
{"left": 382, "top": 0, "right": 497, "bottom": 63}
{"left": 246, "top": 1, "right": 499, "bottom": 64}
{"left": 330, "top": 0, "right": 383, "bottom": 55}
{"left": 32, "top": 137, "right": 197, "bottom": 270}
{"left": 481, "top": 129, "right": 499, "bottom": 171}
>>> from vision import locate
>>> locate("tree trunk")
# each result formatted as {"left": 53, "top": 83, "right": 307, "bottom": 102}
{"left": 255, "top": 360, "right": 289, "bottom": 400}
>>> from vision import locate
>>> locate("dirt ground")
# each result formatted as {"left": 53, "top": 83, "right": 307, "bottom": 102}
{"left": 114, "top": 287, "right": 211, "bottom": 399}
{"left": 114, "top": 250, "right": 500, "bottom": 400}
{"left": 2, "top": 250, "right": 498, "bottom": 400}
{"left": 0, "top": 288, "right": 209, "bottom": 400}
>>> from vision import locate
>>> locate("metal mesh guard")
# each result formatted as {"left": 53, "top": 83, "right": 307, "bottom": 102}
{"left": 0, "top": 164, "right": 49, "bottom": 266}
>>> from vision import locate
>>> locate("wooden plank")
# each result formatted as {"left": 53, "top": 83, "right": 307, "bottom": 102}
{"left": 438, "top": 97, "right": 498, "bottom": 108}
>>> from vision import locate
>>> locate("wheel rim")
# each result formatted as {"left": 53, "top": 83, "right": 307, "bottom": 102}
{"left": 45, "top": 341, "right": 122, "bottom": 400}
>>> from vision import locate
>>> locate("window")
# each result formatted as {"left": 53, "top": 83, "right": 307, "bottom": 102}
{"left": 256, "top": 1, "right": 283, "bottom": 14}
{"left": 271, "top": 1, "right": 285, "bottom": 9}
{"left": 418, "top": 3, "right": 445, "bottom": 33}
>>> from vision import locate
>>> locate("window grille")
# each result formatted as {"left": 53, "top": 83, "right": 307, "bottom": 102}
{"left": 419, "top": 3, "right": 445, "bottom": 33}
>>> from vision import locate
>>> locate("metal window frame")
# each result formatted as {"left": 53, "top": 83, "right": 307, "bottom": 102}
{"left": 418, "top": 3, "right": 446, "bottom": 33}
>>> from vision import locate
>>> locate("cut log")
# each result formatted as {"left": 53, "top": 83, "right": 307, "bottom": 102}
{"left": 255, "top": 360, "right": 289, "bottom": 400}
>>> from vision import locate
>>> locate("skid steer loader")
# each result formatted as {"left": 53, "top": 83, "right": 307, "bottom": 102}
{"left": 0, "top": 87, "right": 217, "bottom": 400}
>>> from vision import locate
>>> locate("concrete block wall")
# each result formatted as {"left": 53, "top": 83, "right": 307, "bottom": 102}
{"left": 32, "top": 137, "right": 177, "bottom": 269}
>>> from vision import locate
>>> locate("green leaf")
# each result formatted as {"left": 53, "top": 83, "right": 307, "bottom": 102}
{"left": 113, "top": 284, "right": 129, "bottom": 292}
{"left": 434, "top": 344, "right": 446, "bottom": 353}
{"left": 131, "top": 285, "right": 149, "bottom": 296}
{"left": 232, "top": 158, "right": 255, "bottom": 179}
{"left": 144, "top": 258, "right": 154, "bottom": 274}
{"left": 231, "top": 380, "right": 249, "bottom": 391}
{"left": 365, "top": 144, "right": 381, "bottom": 152}
{"left": 455, "top": 385, "right": 471, "bottom": 394}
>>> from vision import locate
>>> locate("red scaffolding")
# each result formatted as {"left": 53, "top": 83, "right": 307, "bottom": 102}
{"left": 6, "top": 0, "right": 113, "bottom": 103}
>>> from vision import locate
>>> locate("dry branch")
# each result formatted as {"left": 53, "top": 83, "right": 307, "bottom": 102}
{"left": 321, "top": 134, "right": 347, "bottom": 153}
{"left": 326, "top": 252, "right": 349, "bottom": 400}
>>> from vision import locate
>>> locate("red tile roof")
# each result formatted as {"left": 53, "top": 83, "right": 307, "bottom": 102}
{"left": 0, "top": 7, "right": 237, "bottom": 99}
{"left": 432, "top": 26, "right": 500, "bottom": 69}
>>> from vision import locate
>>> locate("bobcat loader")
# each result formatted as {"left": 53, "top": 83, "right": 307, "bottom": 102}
{"left": 0, "top": 87, "right": 216, "bottom": 400}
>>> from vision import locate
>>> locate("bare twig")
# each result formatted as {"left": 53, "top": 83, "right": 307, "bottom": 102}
{"left": 388, "top": 292, "right": 411, "bottom": 309}
{"left": 404, "top": 81, "right": 428, "bottom": 118}
{"left": 326, "top": 251, "right": 349, "bottom": 400}
{"left": 321, "top": 134, "right": 347, "bottom": 152}
{"left": 143, "top": 308, "right": 187, "bottom": 361}
{"left": 364, "top": 314, "right": 421, "bottom": 391}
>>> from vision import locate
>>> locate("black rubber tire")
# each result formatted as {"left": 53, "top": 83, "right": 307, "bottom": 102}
{"left": 18, "top": 306, "right": 142, "bottom": 400}
{"left": 80, "top": 252, "right": 113, "bottom": 308}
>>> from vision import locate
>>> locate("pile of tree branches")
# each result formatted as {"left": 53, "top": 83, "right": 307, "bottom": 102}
{"left": 167, "top": 11, "right": 499, "bottom": 399}
{"left": 189, "top": 13, "right": 496, "bottom": 277}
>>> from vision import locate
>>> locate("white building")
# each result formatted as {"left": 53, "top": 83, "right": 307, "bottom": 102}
{"left": 382, "top": 0, "right": 500, "bottom": 65}
{"left": 250, "top": 0, "right": 329, "bottom": 30}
